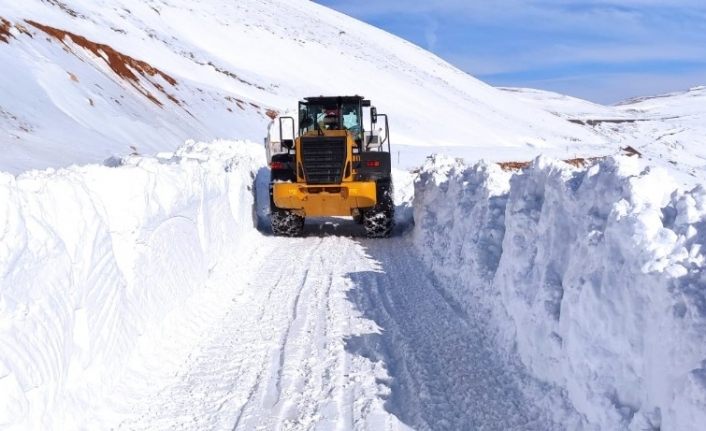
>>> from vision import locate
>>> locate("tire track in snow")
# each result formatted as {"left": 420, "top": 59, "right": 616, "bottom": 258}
{"left": 114, "top": 237, "right": 322, "bottom": 430}
{"left": 262, "top": 266, "right": 309, "bottom": 409}
{"left": 231, "top": 237, "right": 324, "bottom": 430}
{"left": 111, "top": 234, "right": 403, "bottom": 431}
{"left": 275, "top": 239, "right": 353, "bottom": 430}
{"left": 109, "top": 230, "right": 566, "bottom": 431}
{"left": 346, "top": 237, "right": 565, "bottom": 431}
{"left": 236, "top": 237, "right": 364, "bottom": 430}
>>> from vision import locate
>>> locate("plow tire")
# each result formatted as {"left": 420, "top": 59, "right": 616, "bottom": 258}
{"left": 362, "top": 180, "right": 394, "bottom": 238}
{"left": 271, "top": 209, "right": 305, "bottom": 237}
{"left": 362, "top": 209, "right": 393, "bottom": 238}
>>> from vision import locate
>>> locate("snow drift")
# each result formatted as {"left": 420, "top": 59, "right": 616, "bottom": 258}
{"left": 413, "top": 156, "right": 706, "bottom": 430}
{"left": 0, "top": 140, "right": 263, "bottom": 430}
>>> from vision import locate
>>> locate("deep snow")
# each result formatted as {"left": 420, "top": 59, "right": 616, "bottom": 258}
{"left": 413, "top": 154, "right": 706, "bottom": 430}
{"left": 0, "top": 140, "right": 262, "bottom": 429}
{"left": 0, "top": 142, "right": 574, "bottom": 430}
{"left": 2, "top": 138, "right": 706, "bottom": 430}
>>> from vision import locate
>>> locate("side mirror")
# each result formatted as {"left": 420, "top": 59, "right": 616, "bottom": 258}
{"left": 371, "top": 107, "right": 378, "bottom": 123}
{"left": 282, "top": 139, "right": 294, "bottom": 149}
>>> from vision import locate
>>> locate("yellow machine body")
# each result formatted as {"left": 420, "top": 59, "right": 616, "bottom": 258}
{"left": 271, "top": 130, "right": 377, "bottom": 217}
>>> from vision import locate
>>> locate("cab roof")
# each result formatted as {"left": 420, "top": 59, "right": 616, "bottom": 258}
{"left": 302, "top": 96, "right": 369, "bottom": 105}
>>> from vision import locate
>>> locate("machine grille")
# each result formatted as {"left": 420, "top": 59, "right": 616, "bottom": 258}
{"left": 300, "top": 137, "right": 347, "bottom": 184}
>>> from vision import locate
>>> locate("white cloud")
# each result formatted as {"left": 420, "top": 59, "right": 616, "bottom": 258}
{"left": 424, "top": 18, "right": 439, "bottom": 52}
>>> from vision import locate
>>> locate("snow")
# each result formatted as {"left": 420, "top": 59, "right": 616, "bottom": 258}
{"left": 502, "top": 86, "right": 706, "bottom": 185}
{"left": 1, "top": 140, "right": 574, "bottom": 430}
{"left": 413, "top": 154, "right": 706, "bottom": 430}
{"left": 0, "top": 0, "right": 610, "bottom": 174}
{"left": 1, "top": 1, "right": 705, "bottom": 430}
{"left": 0, "top": 140, "right": 263, "bottom": 429}
{"left": 2, "top": 139, "right": 705, "bottom": 430}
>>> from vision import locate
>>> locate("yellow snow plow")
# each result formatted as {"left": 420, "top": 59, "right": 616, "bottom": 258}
{"left": 267, "top": 96, "right": 393, "bottom": 237}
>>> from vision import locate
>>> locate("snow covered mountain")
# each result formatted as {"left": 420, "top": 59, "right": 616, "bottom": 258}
{"left": 0, "top": 0, "right": 610, "bottom": 174}
{"left": 501, "top": 86, "right": 706, "bottom": 184}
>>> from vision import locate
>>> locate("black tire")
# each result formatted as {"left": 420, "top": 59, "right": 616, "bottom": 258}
{"left": 269, "top": 185, "right": 304, "bottom": 237}
{"left": 270, "top": 209, "right": 305, "bottom": 237}
{"left": 362, "top": 180, "right": 394, "bottom": 238}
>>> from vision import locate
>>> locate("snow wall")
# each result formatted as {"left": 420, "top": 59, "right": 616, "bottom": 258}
{"left": 412, "top": 155, "right": 706, "bottom": 431}
{"left": 0, "top": 141, "right": 263, "bottom": 430}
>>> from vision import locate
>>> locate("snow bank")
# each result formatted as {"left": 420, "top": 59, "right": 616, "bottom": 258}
{"left": 0, "top": 140, "right": 264, "bottom": 430}
{"left": 413, "top": 155, "right": 706, "bottom": 430}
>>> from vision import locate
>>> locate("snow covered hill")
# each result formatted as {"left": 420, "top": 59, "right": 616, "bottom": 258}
{"left": 0, "top": 0, "right": 609, "bottom": 174}
{"left": 501, "top": 86, "right": 706, "bottom": 184}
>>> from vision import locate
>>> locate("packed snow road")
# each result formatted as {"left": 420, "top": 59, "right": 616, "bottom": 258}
{"left": 105, "top": 227, "right": 564, "bottom": 431}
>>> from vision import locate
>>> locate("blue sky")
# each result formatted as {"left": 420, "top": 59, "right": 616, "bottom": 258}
{"left": 314, "top": 0, "right": 706, "bottom": 104}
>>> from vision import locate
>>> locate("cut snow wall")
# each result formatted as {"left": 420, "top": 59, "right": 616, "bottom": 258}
{"left": 412, "top": 155, "right": 706, "bottom": 431}
{"left": 0, "top": 141, "right": 264, "bottom": 430}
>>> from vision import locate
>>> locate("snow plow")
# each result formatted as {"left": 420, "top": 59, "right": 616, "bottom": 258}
{"left": 266, "top": 96, "right": 393, "bottom": 237}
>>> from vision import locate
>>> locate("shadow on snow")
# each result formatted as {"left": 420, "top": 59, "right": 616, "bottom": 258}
{"left": 342, "top": 238, "right": 559, "bottom": 431}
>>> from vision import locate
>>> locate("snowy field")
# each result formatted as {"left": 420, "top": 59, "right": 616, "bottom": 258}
{"left": 1, "top": 0, "right": 705, "bottom": 430}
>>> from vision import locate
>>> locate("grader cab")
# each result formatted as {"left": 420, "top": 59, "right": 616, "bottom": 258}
{"left": 268, "top": 96, "right": 393, "bottom": 237}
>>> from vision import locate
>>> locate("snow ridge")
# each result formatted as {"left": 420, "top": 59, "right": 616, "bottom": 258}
{"left": 0, "top": 140, "right": 263, "bottom": 429}
{"left": 413, "top": 155, "right": 706, "bottom": 430}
